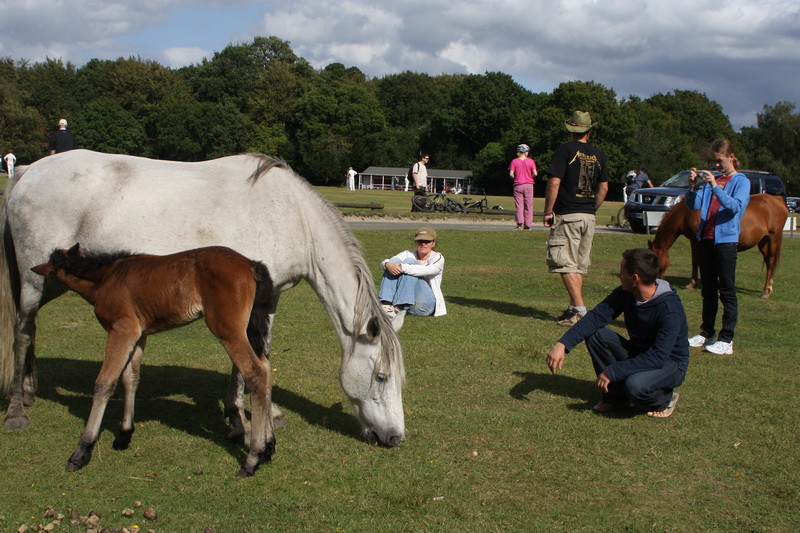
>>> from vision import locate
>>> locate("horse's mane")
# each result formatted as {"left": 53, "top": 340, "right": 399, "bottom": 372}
{"left": 49, "top": 248, "right": 141, "bottom": 279}
{"left": 245, "top": 154, "right": 405, "bottom": 386}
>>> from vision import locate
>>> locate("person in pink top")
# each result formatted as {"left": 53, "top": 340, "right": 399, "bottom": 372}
{"left": 509, "top": 144, "right": 538, "bottom": 229}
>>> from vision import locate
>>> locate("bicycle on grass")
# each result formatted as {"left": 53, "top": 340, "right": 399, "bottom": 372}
{"left": 411, "top": 191, "right": 466, "bottom": 214}
{"left": 460, "top": 191, "right": 489, "bottom": 213}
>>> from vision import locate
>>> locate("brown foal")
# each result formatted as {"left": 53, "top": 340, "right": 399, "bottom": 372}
{"left": 32, "top": 244, "right": 275, "bottom": 477}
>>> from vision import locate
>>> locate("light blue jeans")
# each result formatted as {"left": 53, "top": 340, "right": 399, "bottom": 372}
{"left": 378, "top": 258, "right": 436, "bottom": 316}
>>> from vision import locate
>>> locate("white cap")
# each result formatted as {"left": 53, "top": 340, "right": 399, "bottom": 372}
{"left": 59, "top": 119, "right": 68, "bottom": 127}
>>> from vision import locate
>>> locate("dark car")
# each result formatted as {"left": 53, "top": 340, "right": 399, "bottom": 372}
{"left": 624, "top": 170, "right": 788, "bottom": 233}
{"left": 787, "top": 197, "right": 800, "bottom": 213}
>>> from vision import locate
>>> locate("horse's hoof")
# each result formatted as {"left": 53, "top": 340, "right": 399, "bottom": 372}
{"left": 65, "top": 461, "right": 83, "bottom": 472}
{"left": 112, "top": 429, "right": 134, "bottom": 450}
{"left": 4, "top": 415, "right": 30, "bottom": 430}
{"left": 22, "top": 393, "right": 35, "bottom": 407}
{"left": 235, "top": 466, "right": 254, "bottom": 478}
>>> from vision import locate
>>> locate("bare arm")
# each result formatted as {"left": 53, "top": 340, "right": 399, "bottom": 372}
{"left": 543, "top": 177, "right": 561, "bottom": 226}
{"left": 594, "top": 181, "right": 608, "bottom": 211}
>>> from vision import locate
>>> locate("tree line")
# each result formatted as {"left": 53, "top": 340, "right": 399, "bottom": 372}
{"left": 1, "top": 36, "right": 797, "bottom": 197}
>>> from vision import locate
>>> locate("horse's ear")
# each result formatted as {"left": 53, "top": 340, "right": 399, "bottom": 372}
{"left": 31, "top": 263, "right": 53, "bottom": 277}
{"left": 67, "top": 243, "right": 82, "bottom": 256}
{"left": 647, "top": 239, "right": 653, "bottom": 249}
{"left": 367, "top": 316, "right": 380, "bottom": 340}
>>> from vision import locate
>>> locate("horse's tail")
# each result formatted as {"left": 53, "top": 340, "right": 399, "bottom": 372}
{"left": 0, "top": 197, "right": 20, "bottom": 397}
{"left": 246, "top": 260, "right": 274, "bottom": 357}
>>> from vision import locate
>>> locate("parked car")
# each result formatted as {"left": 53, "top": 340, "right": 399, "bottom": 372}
{"left": 624, "top": 170, "right": 788, "bottom": 233}
{"left": 787, "top": 197, "right": 800, "bottom": 213}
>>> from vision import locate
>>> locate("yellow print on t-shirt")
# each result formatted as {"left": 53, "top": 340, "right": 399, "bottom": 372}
{"left": 568, "top": 150, "right": 602, "bottom": 198}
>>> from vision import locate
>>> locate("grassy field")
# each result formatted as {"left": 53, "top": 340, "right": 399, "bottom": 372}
{"left": 0, "top": 189, "right": 798, "bottom": 531}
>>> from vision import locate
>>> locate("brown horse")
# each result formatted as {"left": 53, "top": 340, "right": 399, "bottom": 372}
{"left": 647, "top": 193, "right": 788, "bottom": 298}
{"left": 32, "top": 244, "right": 275, "bottom": 477}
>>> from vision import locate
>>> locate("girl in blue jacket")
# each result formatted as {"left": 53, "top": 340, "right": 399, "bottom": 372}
{"left": 685, "top": 139, "right": 750, "bottom": 355}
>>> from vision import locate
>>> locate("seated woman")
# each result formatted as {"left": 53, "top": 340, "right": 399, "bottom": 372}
{"left": 378, "top": 227, "right": 446, "bottom": 331}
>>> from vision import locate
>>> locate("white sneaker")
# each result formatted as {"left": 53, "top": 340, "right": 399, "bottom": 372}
{"left": 390, "top": 308, "right": 407, "bottom": 332}
{"left": 382, "top": 303, "right": 397, "bottom": 317}
{"left": 704, "top": 341, "right": 733, "bottom": 355}
{"left": 688, "top": 334, "right": 715, "bottom": 347}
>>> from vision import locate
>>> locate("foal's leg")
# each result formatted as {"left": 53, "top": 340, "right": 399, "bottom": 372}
{"left": 113, "top": 336, "right": 146, "bottom": 450}
{"left": 225, "top": 303, "right": 285, "bottom": 444}
{"left": 224, "top": 366, "right": 248, "bottom": 444}
{"left": 227, "top": 341, "right": 274, "bottom": 478}
{"left": 67, "top": 325, "right": 140, "bottom": 471}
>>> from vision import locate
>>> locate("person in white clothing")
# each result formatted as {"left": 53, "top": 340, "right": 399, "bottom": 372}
{"left": 346, "top": 166, "right": 356, "bottom": 191}
{"left": 412, "top": 153, "right": 429, "bottom": 192}
{"left": 378, "top": 227, "right": 446, "bottom": 331}
{"left": 4, "top": 152, "right": 16, "bottom": 179}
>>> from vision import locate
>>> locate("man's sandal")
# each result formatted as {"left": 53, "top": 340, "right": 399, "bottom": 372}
{"left": 647, "top": 392, "right": 680, "bottom": 419}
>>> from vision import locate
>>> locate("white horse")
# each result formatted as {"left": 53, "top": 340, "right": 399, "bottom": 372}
{"left": 0, "top": 150, "right": 405, "bottom": 449}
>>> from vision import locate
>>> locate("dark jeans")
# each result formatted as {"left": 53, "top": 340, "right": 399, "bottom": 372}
{"left": 698, "top": 240, "right": 738, "bottom": 343}
{"left": 586, "top": 328, "right": 685, "bottom": 411}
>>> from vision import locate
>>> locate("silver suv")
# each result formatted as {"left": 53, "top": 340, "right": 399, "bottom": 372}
{"left": 624, "top": 170, "right": 787, "bottom": 233}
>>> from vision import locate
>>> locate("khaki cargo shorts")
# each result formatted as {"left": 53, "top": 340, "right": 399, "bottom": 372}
{"left": 546, "top": 213, "right": 596, "bottom": 274}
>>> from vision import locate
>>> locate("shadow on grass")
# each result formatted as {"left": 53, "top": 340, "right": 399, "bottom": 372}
{"left": 509, "top": 371, "right": 642, "bottom": 418}
{"left": 662, "top": 275, "right": 695, "bottom": 289}
{"left": 663, "top": 275, "right": 764, "bottom": 298}
{"left": 510, "top": 371, "right": 593, "bottom": 403}
{"left": 447, "top": 296, "right": 553, "bottom": 320}
{"left": 32, "top": 357, "right": 363, "bottom": 460}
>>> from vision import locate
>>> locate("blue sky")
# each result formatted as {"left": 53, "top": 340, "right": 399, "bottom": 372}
{"left": 2, "top": 0, "right": 799, "bottom": 129}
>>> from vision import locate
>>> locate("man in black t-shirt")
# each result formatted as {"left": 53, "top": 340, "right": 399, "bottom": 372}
{"left": 48, "top": 119, "right": 77, "bottom": 155}
{"left": 543, "top": 111, "right": 609, "bottom": 326}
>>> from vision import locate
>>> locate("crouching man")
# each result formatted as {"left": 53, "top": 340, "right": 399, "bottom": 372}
{"left": 545, "top": 248, "right": 689, "bottom": 418}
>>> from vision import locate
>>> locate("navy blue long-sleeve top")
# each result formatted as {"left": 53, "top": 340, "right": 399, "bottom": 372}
{"left": 558, "top": 280, "right": 690, "bottom": 381}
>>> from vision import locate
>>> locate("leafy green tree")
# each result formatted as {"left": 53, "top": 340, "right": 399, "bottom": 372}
{"left": 375, "top": 71, "right": 447, "bottom": 128}
{"left": 152, "top": 96, "right": 246, "bottom": 161}
{"left": 16, "top": 57, "right": 80, "bottom": 129}
{"left": 288, "top": 81, "right": 386, "bottom": 183}
{"left": 472, "top": 142, "right": 507, "bottom": 191}
{"left": 77, "top": 98, "right": 149, "bottom": 156}
{"left": 741, "top": 102, "right": 800, "bottom": 194}
{"left": 428, "top": 72, "right": 530, "bottom": 167}
{"left": 0, "top": 58, "right": 48, "bottom": 163}
{"left": 183, "top": 36, "right": 316, "bottom": 163}
{"left": 646, "top": 90, "right": 736, "bottom": 157}
{"left": 321, "top": 63, "right": 367, "bottom": 85}
{"left": 619, "top": 97, "right": 697, "bottom": 187}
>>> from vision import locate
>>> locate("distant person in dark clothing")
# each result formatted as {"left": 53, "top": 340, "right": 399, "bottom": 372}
{"left": 49, "top": 119, "right": 77, "bottom": 155}
{"left": 626, "top": 167, "right": 654, "bottom": 197}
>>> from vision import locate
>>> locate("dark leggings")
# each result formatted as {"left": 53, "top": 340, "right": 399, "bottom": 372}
{"left": 698, "top": 240, "right": 738, "bottom": 343}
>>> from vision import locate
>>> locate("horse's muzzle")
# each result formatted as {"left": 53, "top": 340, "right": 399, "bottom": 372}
{"left": 366, "top": 429, "right": 405, "bottom": 448}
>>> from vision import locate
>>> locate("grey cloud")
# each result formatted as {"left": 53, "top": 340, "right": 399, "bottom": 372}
{"left": 1, "top": 0, "right": 798, "bottom": 128}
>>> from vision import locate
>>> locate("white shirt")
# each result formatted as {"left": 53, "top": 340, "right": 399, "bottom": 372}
{"left": 381, "top": 249, "right": 446, "bottom": 316}
{"left": 413, "top": 161, "right": 428, "bottom": 189}
{"left": 4, "top": 153, "right": 15, "bottom": 177}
